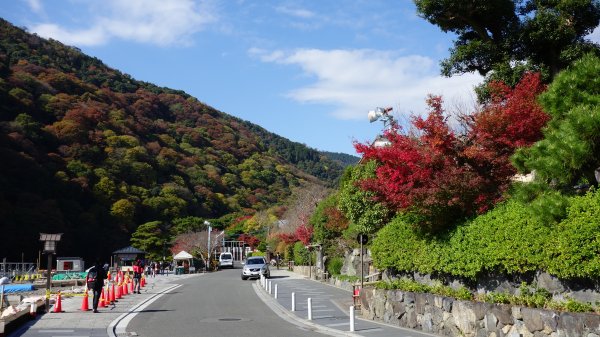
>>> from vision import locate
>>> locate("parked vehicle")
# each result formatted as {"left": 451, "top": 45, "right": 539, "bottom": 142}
{"left": 218, "top": 252, "right": 234, "bottom": 269}
{"left": 241, "top": 256, "right": 269, "bottom": 280}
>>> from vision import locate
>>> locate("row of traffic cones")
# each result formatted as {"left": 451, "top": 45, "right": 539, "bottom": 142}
{"left": 79, "top": 275, "right": 147, "bottom": 312}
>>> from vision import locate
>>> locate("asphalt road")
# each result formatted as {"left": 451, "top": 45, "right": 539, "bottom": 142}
{"left": 126, "top": 266, "right": 328, "bottom": 337}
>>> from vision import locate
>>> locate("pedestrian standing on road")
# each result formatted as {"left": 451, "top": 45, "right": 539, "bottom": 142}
{"left": 133, "top": 259, "right": 143, "bottom": 294}
{"left": 87, "top": 259, "right": 107, "bottom": 313}
{"left": 153, "top": 262, "right": 158, "bottom": 277}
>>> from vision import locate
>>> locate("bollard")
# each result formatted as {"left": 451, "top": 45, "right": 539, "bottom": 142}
{"left": 308, "top": 298, "right": 312, "bottom": 320}
{"left": 30, "top": 302, "right": 37, "bottom": 317}
{"left": 292, "top": 292, "right": 296, "bottom": 311}
{"left": 274, "top": 284, "right": 278, "bottom": 299}
{"left": 268, "top": 281, "right": 272, "bottom": 295}
{"left": 350, "top": 305, "right": 355, "bottom": 332}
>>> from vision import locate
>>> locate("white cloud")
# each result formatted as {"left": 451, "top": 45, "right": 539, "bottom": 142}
{"left": 275, "top": 6, "right": 315, "bottom": 19}
{"left": 25, "top": 0, "right": 43, "bottom": 14}
{"left": 30, "top": 0, "right": 216, "bottom": 47}
{"left": 250, "top": 48, "right": 483, "bottom": 120}
{"left": 32, "top": 23, "right": 108, "bottom": 46}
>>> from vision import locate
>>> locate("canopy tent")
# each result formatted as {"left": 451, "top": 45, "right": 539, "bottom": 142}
{"left": 173, "top": 251, "right": 194, "bottom": 273}
{"left": 173, "top": 251, "right": 193, "bottom": 260}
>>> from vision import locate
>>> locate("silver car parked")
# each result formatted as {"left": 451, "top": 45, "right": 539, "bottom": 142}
{"left": 241, "top": 256, "right": 270, "bottom": 280}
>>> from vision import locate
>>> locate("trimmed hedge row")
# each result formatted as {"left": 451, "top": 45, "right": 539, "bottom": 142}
{"left": 372, "top": 189, "right": 600, "bottom": 280}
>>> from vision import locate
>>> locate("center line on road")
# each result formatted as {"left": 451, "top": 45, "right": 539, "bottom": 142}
{"left": 38, "top": 330, "right": 75, "bottom": 333}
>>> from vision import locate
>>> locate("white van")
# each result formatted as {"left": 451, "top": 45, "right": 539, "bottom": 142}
{"left": 218, "top": 252, "right": 234, "bottom": 269}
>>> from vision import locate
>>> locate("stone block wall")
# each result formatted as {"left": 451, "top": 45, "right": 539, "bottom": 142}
{"left": 360, "top": 287, "right": 600, "bottom": 337}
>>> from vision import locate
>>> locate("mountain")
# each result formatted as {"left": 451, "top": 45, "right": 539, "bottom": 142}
{"left": 0, "top": 18, "right": 347, "bottom": 262}
{"left": 320, "top": 151, "right": 360, "bottom": 166}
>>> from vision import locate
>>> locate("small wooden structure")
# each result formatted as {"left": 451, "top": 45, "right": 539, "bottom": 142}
{"left": 112, "top": 246, "right": 146, "bottom": 270}
{"left": 56, "top": 257, "right": 84, "bottom": 272}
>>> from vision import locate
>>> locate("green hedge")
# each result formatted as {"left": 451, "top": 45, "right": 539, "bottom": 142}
{"left": 326, "top": 256, "right": 344, "bottom": 276}
{"left": 372, "top": 189, "right": 600, "bottom": 280}
{"left": 293, "top": 242, "right": 311, "bottom": 265}
{"left": 546, "top": 189, "right": 600, "bottom": 278}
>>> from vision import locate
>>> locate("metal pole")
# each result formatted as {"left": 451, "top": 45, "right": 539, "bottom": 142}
{"left": 308, "top": 249, "right": 312, "bottom": 280}
{"left": 207, "top": 225, "right": 212, "bottom": 270}
{"left": 274, "top": 284, "right": 278, "bottom": 299}
{"left": 45, "top": 253, "right": 51, "bottom": 312}
{"left": 308, "top": 298, "right": 312, "bottom": 320}
{"left": 360, "top": 239, "right": 364, "bottom": 289}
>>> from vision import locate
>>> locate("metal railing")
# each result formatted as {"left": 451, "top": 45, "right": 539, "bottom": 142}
{"left": 0, "top": 262, "right": 37, "bottom": 278}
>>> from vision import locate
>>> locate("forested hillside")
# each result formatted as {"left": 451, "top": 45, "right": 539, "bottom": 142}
{"left": 0, "top": 19, "right": 348, "bottom": 262}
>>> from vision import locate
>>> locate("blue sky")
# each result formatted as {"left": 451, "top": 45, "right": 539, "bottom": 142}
{"left": 2, "top": 1, "right": 496, "bottom": 155}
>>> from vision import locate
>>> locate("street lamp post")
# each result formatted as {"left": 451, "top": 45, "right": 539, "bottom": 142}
{"left": 357, "top": 234, "right": 368, "bottom": 289}
{"left": 39, "top": 233, "right": 62, "bottom": 313}
{"left": 368, "top": 106, "right": 396, "bottom": 148}
{"left": 204, "top": 221, "right": 212, "bottom": 270}
{"left": 162, "top": 240, "right": 167, "bottom": 275}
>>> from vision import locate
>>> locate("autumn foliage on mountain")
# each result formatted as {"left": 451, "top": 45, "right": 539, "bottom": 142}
{"left": 355, "top": 73, "right": 549, "bottom": 231}
{"left": 0, "top": 19, "right": 353, "bottom": 261}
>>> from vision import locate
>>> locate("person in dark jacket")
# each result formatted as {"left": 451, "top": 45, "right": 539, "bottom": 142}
{"left": 87, "top": 259, "right": 107, "bottom": 313}
{"left": 133, "top": 259, "right": 143, "bottom": 294}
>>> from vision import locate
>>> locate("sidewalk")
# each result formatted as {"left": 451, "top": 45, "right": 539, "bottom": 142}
{"left": 7, "top": 273, "right": 197, "bottom": 337}
{"left": 254, "top": 269, "right": 439, "bottom": 337}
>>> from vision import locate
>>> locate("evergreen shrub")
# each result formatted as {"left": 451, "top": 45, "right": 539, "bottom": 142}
{"left": 372, "top": 190, "right": 600, "bottom": 280}
{"left": 326, "top": 256, "right": 343, "bottom": 276}
{"left": 293, "top": 241, "right": 311, "bottom": 265}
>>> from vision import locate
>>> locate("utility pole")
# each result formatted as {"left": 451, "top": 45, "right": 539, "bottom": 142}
{"left": 205, "top": 221, "right": 212, "bottom": 270}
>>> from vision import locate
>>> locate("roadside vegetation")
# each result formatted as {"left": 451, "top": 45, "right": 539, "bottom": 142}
{"left": 305, "top": 0, "right": 600, "bottom": 315}
{"left": 375, "top": 279, "right": 597, "bottom": 313}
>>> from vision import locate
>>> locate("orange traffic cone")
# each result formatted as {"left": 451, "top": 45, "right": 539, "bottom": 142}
{"left": 141, "top": 276, "right": 145, "bottom": 287}
{"left": 110, "top": 284, "right": 116, "bottom": 303}
{"left": 53, "top": 291, "right": 63, "bottom": 313}
{"left": 80, "top": 290, "right": 90, "bottom": 311}
{"left": 129, "top": 280, "right": 134, "bottom": 293}
{"left": 122, "top": 282, "right": 128, "bottom": 295}
{"left": 116, "top": 283, "right": 122, "bottom": 299}
{"left": 100, "top": 288, "right": 107, "bottom": 308}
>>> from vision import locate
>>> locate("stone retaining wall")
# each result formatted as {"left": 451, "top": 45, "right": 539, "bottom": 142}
{"left": 360, "top": 287, "right": 600, "bottom": 337}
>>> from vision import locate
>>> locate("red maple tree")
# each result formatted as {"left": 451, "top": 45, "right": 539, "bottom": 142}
{"left": 295, "top": 223, "right": 313, "bottom": 245}
{"left": 355, "top": 74, "right": 548, "bottom": 231}
{"left": 238, "top": 234, "right": 260, "bottom": 249}
{"left": 277, "top": 232, "right": 297, "bottom": 244}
